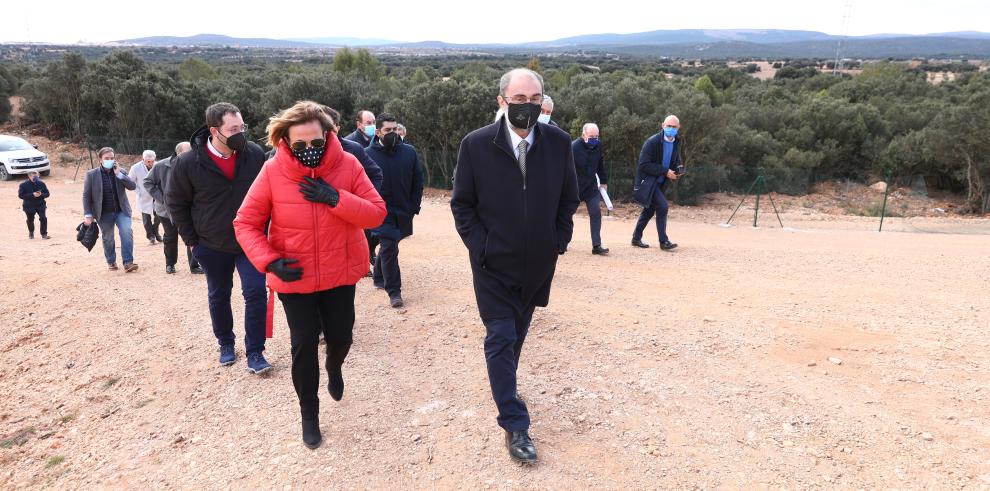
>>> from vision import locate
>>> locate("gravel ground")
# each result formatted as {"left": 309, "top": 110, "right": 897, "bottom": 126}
{"left": 1, "top": 167, "right": 989, "bottom": 489}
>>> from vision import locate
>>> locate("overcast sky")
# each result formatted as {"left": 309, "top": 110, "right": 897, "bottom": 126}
{"left": 2, "top": 0, "right": 987, "bottom": 44}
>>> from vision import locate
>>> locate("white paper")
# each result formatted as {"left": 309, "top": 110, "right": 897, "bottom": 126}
{"left": 596, "top": 175, "right": 613, "bottom": 211}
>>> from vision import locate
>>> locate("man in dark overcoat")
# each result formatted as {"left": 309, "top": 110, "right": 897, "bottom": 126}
{"left": 451, "top": 68, "right": 579, "bottom": 464}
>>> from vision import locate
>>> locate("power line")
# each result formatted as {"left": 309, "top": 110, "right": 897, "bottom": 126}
{"left": 833, "top": 0, "right": 853, "bottom": 75}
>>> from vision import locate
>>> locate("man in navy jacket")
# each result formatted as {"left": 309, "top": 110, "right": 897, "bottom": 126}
{"left": 571, "top": 123, "right": 609, "bottom": 255}
{"left": 452, "top": 68, "right": 579, "bottom": 464}
{"left": 19, "top": 170, "right": 50, "bottom": 239}
{"left": 632, "top": 115, "right": 682, "bottom": 251}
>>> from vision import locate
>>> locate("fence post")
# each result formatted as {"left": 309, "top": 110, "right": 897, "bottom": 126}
{"left": 878, "top": 172, "right": 891, "bottom": 232}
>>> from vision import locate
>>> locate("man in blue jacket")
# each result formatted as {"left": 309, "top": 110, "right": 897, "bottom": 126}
{"left": 632, "top": 115, "right": 682, "bottom": 251}
{"left": 366, "top": 113, "right": 423, "bottom": 308}
{"left": 19, "top": 170, "right": 50, "bottom": 239}
{"left": 571, "top": 123, "right": 609, "bottom": 255}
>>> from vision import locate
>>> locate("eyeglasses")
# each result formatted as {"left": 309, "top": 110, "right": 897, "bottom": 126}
{"left": 289, "top": 137, "right": 326, "bottom": 151}
{"left": 220, "top": 124, "right": 249, "bottom": 134}
{"left": 503, "top": 94, "right": 544, "bottom": 105}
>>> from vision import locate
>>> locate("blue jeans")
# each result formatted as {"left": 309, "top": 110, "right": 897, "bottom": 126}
{"left": 632, "top": 187, "right": 670, "bottom": 243}
{"left": 192, "top": 245, "right": 267, "bottom": 354}
{"left": 97, "top": 212, "right": 134, "bottom": 265}
{"left": 483, "top": 305, "right": 536, "bottom": 431}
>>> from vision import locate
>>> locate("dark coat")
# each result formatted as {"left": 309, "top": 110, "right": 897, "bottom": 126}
{"left": 18, "top": 178, "right": 50, "bottom": 212}
{"left": 82, "top": 167, "right": 136, "bottom": 220}
{"left": 633, "top": 133, "right": 682, "bottom": 207}
{"left": 571, "top": 138, "right": 608, "bottom": 201}
{"left": 366, "top": 141, "right": 423, "bottom": 241}
{"left": 166, "top": 125, "right": 265, "bottom": 254}
{"left": 344, "top": 128, "right": 373, "bottom": 148}
{"left": 76, "top": 221, "right": 100, "bottom": 251}
{"left": 451, "top": 119, "right": 579, "bottom": 319}
{"left": 267, "top": 136, "right": 384, "bottom": 191}
{"left": 340, "top": 136, "right": 383, "bottom": 191}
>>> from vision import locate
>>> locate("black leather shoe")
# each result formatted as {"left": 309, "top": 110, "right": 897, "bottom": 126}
{"left": 328, "top": 368, "right": 344, "bottom": 401}
{"left": 631, "top": 239, "right": 650, "bottom": 248}
{"left": 190, "top": 266, "right": 205, "bottom": 274}
{"left": 505, "top": 430, "right": 537, "bottom": 463}
{"left": 390, "top": 293, "right": 404, "bottom": 308}
{"left": 660, "top": 241, "right": 678, "bottom": 251}
{"left": 592, "top": 245, "right": 610, "bottom": 255}
{"left": 165, "top": 265, "right": 176, "bottom": 274}
{"left": 301, "top": 417, "right": 322, "bottom": 449}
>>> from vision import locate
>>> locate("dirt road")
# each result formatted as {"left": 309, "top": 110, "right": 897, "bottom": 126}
{"left": 2, "top": 167, "right": 988, "bottom": 489}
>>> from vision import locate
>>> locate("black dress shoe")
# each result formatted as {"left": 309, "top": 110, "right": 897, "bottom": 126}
{"left": 165, "top": 265, "right": 176, "bottom": 274}
{"left": 592, "top": 245, "right": 610, "bottom": 255}
{"left": 505, "top": 430, "right": 537, "bottom": 463}
{"left": 301, "top": 417, "right": 322, "bottom": 449}
{"left": 660, "top": 241, "right": 678, "bottom": 251}
{"left": 631, "top": 239, "right": 650, "bottom": 248}
{"left": 190, "top": 266, "right": 205, "bottom": 274}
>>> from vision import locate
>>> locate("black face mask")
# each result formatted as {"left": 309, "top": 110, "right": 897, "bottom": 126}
{"left": 293, "top": 146, "right": 324, "bottom": 168}
{"left": 505, "top": 102, "right": 541, "bottom": 130}
{"left": 382, "top": 132, "right": 402, "bottom": 150}
{"left": 216, "top": 129, "right": 247, "bottom": 152}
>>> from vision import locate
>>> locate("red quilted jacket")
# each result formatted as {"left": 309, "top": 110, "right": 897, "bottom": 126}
{"left": 234, "top": 135, "right": 386, "bottom": 297}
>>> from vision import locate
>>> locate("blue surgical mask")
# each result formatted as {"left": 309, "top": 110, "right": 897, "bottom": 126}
{"left": 363, "top": 125, "right": 376, "bottom": 137}
{"left": 102, "top": 159, "right": 116, "bottom": 169}
{"left": 537, "top": 114, "right": 551, "bottom": 124}
{"left": 663, "top": 127, "right": 679, "bottom": 138}
{"left": 587, "top": 137, "right": 600, "bottom": 148}
{"left": 32, "top": 175, "right": 41, "bottom": 183}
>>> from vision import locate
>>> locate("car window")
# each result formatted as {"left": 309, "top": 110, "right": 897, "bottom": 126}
{"left": 0, "top": 138, "right": 35, "bottom": 152}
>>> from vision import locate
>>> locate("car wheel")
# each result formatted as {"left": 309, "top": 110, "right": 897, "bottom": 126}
{"left": 40, "top": 170, "right": 50, "bottom": 177}
{"left": 0, "top": 165, "right": 10, "bottom": 181}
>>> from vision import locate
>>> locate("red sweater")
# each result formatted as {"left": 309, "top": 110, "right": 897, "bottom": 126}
{"left": 207, "top": 144, "right": 236, "bottom": 180}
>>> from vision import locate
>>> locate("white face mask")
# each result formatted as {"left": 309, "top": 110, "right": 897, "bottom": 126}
{"left": 537, "top": 114, "right": 551, "bottom": 124}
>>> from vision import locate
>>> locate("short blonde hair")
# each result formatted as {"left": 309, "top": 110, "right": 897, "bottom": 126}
{"left": 266, "top": 101, "right": 337, "bottom": 149}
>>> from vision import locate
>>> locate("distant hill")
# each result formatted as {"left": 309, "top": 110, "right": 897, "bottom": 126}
{"left": 115, "top": 30, "right": 990, "bottom": 59}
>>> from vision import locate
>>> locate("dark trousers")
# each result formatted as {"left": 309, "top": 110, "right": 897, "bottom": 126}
{"left": 483, "top": 304, "right": 537, "bottom": 431}
{"left": 583, "top": 193, "right": 603, "bottom": 247}
{"left": 141, "top": 213, "right": 161, "bottom": 240}
{"left": 25, "top": 208, "right": 47, "bottom": 236}
{"left": 632, "top": 187, "right": 670, "bottom": 243}
{"left": 365, "top": 229, "right": 379, "bottom": 262}
{"left": 372, "top": 237, "right": 401, "bottom": 295}
{"left": 279, "top": 285, "right": 356, "bottom": 418}
{"left": 192, "top": 245, "right": 267, "bottom": 354}
{"left": 159, "top": 215, "right": 199, "bottom": 270}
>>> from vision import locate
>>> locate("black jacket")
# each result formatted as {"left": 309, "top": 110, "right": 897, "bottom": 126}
{"left": 451, "top": 119, "right": 579, "bottom": 319}
{"left": 19, "top": 178, "right": 50, "bottom": 211}
{"left": 166, "top": 126, "right": 265, "bottom": 254}
{"left": 344, "top": 128, "right": 373, "bottom": 148}
{"left": 633, "top": 133, "right": 681, "bottom": 206}
{"left": 571, "top": 138, "right": 608, "bottom": 201}
{"left": 366, "top": 141, "right": 423, "bottom": 241}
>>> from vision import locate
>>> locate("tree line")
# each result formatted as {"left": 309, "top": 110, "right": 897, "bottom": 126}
{"left": 3, "top": 48, "right": 988, "bottom": 212}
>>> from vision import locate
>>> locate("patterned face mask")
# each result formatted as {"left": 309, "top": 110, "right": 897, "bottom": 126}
{"left": 293, "top": 146, "right": 324, "bottom": 168}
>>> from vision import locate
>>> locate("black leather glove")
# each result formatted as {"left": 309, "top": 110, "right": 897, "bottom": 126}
{"left": 267, "top": 258, "right": 303, "bottom": 282}
{"left": 300, "top": 176, "right": 339, "bottom": 207}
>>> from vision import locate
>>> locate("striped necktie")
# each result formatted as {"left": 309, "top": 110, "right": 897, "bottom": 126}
{"left": 516, "top": 140, "right": 528, "bottom": 180}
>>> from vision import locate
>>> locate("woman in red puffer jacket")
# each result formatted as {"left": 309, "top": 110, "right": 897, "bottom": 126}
{"left": 234, "top": 101, "right": 386, "bottom": 449}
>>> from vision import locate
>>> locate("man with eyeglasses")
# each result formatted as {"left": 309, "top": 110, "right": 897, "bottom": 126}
{"left": 167, "top": 102, "right": 273, "bottom": 374}
{"left": 451, "top": 68, "right": 579, "bottom": 464}
{"left": 632, "top": 115, "right": 683, "bottom": 251}
{"left": 365, "top": 113, "right": 423, "bottom": 309}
